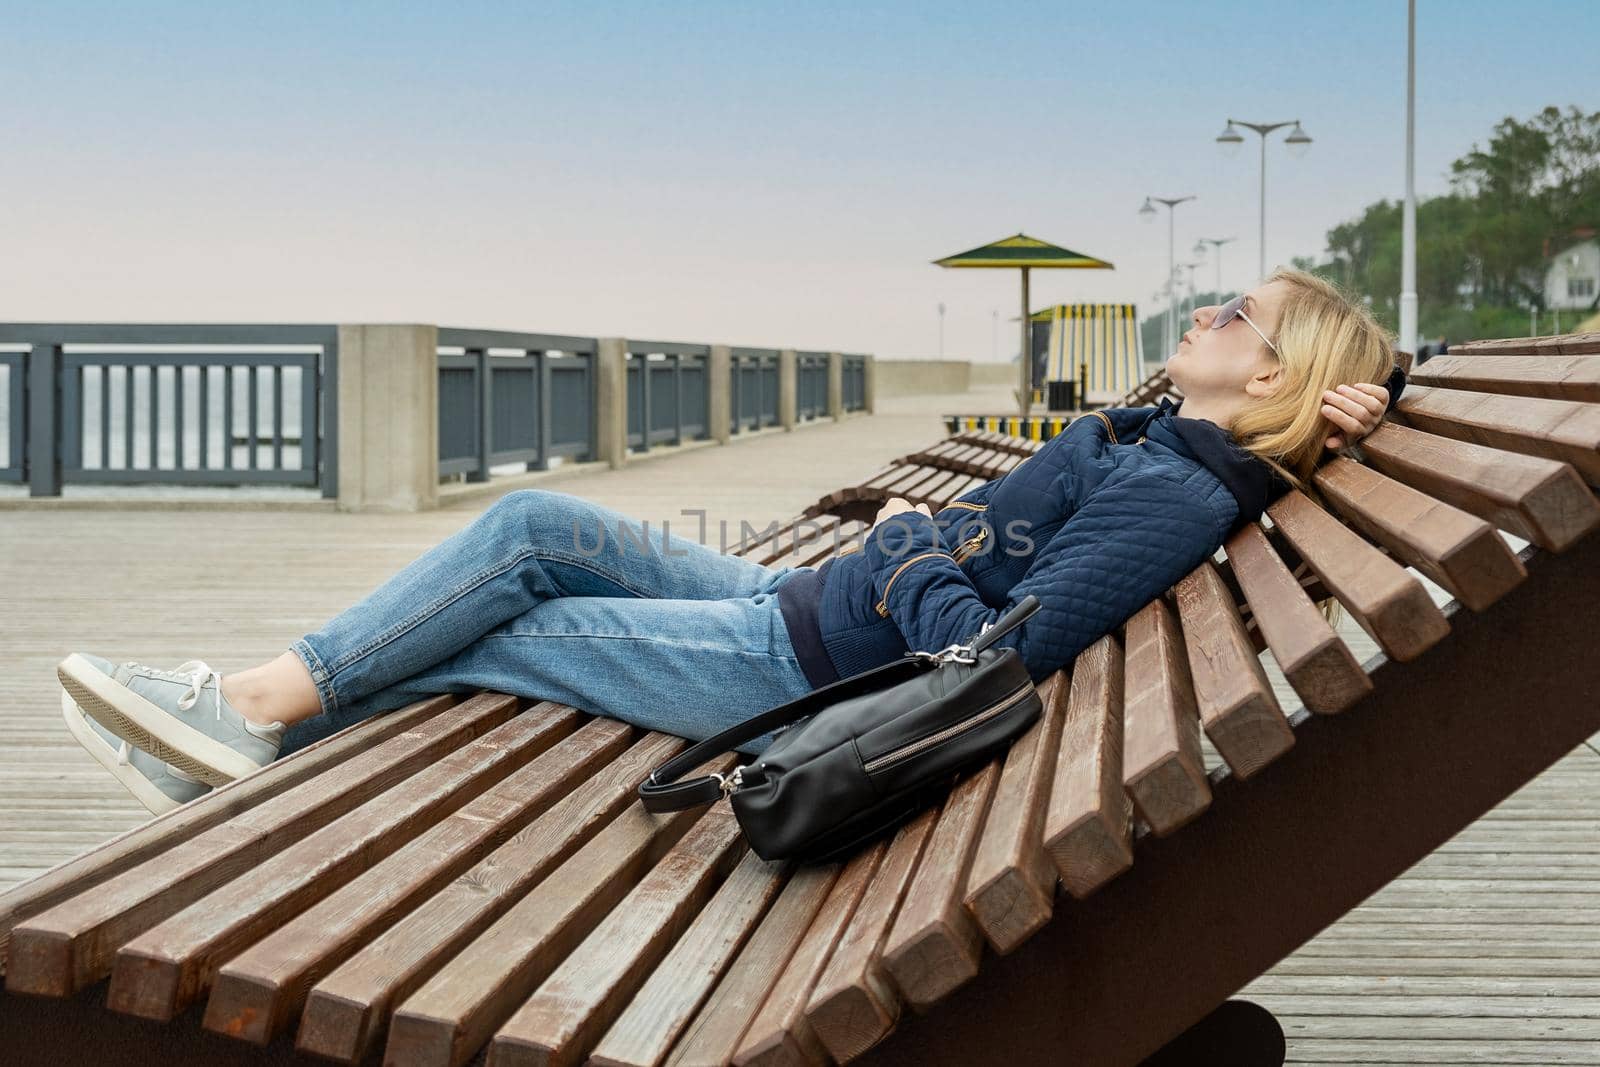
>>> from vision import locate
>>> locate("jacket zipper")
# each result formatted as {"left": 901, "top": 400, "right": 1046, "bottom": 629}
{"left": 950, "top": 525, "right": 989, "bottom": 563}
{"left": 872, "top": 503, "right": 992, "bottom": 616}
{"left": 875, "top": 552, "right": 947, "bottom": 616}
{"left": 862, "top": 684, "right": 1034, "bottom": 774}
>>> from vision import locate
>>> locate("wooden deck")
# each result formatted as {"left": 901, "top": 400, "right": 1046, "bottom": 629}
{"left": 2, "top": 385, "right": 1598, "bottom": 1064}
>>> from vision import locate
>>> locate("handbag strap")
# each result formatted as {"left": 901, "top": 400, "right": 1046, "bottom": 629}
{"left": 638, "top": 594, "right": 1041, "bottom": 814}
{"left": 639, "top": 654, "right": 925, "bottom": 812}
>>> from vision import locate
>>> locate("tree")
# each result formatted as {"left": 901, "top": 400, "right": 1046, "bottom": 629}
{"left": 1296, "top": 104, "right": 1599, "bottom": 339}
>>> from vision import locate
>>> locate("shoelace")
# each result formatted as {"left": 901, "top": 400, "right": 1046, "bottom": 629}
{"left": 123, "top": 659, "right": 228, "bottom": 721}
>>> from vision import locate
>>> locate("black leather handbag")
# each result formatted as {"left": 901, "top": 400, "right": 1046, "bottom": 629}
{"left": 638, "top": 595, "right": 1044, "bottom": 864}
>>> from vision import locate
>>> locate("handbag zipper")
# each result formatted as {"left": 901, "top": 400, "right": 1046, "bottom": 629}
{"left": 1091, "top": 410, "right": 1119, "bottom": 443}
{"left": 942, "top": 500, "right": 988, "bottom": 511}
{"left": 861, "top": 684, "right": 1034, "bottom": 774}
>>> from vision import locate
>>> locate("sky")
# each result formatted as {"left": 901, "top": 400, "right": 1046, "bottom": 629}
{"left": 3, "top": 1, "right": 1597, "bottom": 361}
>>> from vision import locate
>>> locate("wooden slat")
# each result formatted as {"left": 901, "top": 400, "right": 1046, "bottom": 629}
{"left": 490, "top": 802, "right": 748, "bottom": 1067}
{"left": 295, "top": 732, "right": 691, "bottom": 1065}
{"left": 381, "top": 753, "right": 737, "bottom": 1067}
{"left": 879, "top": 760, "right": 1001, "bottom": 1010}
{"left": 804, "top": 805, "right": 938, "bottom": 1062}
{"left": 202, "top": 717, "right": 634, "bottom": 1047}
{"left": 731, "top": 841, "right": 886, "bottom": 1067}
{"left": 1174, "top": 561, "right": 1294, "bottom": 779}
{"left": 752, "top": 514, "right": 843, "bottom": 567}
{"left": 963, "top": 673, "right": 1066, "bottom": 953}
{"left": 1313, "top": 457, "right": 1528, "bottom": 612}
{"left": 1043, "top": 635, "right": 1131, "bottom": 898}
{"left": 1224, "top": 523, "right": 1371, "bottom": 715}
{"left": 1397, "top": 384, "right": 1600, "bottom": 486}
{"left": 0, "top": 694, "right": 455, "bottom": 976}
{"left": 107, "top": 703, "right": 580, "bottom": 1022}
{"left": 1267, "top": 489, "right": 1451, "bottom": 662}
{"left": 889, "top": 469, "right": 964, "bottom": 509}
{"left": 765, "top": 519, "right": 869, "bottom": 570}
{"left": 1409, "top": 354, "right": 1600, "bottom": 402}
{"left": 1450, "top": 331, "right": 1600, "bottom": 356}
{"left": 662, "top": 864, "right": 840, "bottom": 1067}
{"left": 6, "top": 692, "right": 516, "bottom": 997}
{"left": 732, "top": 516, "right": 810, "bottom": 560}
{"left": 588, "top": 850, "right": 789, "bottom": 1067}
{"left": 1358, "top": 422, "right": 1600, "bottom": 552}
{"left": 1121, "top": 599, "right": 1210, "bottom": 836}
{"left": 850, "top": 465, "right": 938, "bottom": 502}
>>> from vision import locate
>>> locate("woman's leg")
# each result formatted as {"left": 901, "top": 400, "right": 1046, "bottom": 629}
{"left": 278, "top": 590, "right": 815, "bottom": 757}
{"left": 230, "top": 488, "right": 800, "bottom": 731}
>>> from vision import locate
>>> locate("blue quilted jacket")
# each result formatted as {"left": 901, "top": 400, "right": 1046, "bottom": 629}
{"left": 775, "top": 370, "right": 1405, "bottom": 689}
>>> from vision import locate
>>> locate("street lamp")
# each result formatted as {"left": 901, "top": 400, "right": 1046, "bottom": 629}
{"left": 1194, "top": 236, "right": 1237, "bottom": 303}
{"left": 1179, "top": 262, "right": 1202, "bottom": 324}
{"left": 937, "top": 301, "right": 946, "bottom": 360}
{"left": 1140, "top": 194, "right": 1196, "bottom": 357}
{"left": 1399, "top": 0, "right": 1418, "bottom": 357}
{"left": 1216, "top": 119, "right": 1312, "bottom": 278}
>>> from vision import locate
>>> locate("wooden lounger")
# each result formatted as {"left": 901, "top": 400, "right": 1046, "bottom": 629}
{"left": 2, "top": 330, "right": 1598, "bottom": 1066}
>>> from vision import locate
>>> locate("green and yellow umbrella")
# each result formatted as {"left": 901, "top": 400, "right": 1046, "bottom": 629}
{"left": 934, "top": 233, "right": 1115, "bottom": 416}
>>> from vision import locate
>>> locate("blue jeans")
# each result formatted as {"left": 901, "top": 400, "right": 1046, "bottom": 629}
{"left": 283, "top": 488, "right": 817, "bottom": 758}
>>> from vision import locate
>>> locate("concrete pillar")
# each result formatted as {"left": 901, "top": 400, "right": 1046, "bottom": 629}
{"left": 778, "top": 348, "right": 797, "bottom": 431}
{"left": 596, "top": 337, "right": 629, "bottom": 469}
{"left": 863, "top": 354, "right": 877, "bottom": 414}
{"left": 708, "top": 344, "right": 732, "bottom": 445}
{"left": 336, "top": 324, "right": 439, "bottom": 512}
{"left": 827, "top": 351, "right": 844, "bottom": 420}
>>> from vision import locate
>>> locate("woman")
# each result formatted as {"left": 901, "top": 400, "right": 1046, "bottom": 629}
{"left": 58, "top": 268, "right": 1401, "bottom": 814}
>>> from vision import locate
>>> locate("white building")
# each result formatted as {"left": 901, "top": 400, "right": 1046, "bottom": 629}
{"left": 1545, "top": 238, "right": 1599, "bottom": 312}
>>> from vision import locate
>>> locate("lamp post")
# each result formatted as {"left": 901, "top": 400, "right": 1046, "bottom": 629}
{"left": 1216, "top": 119, "right": 1311, "bottom": 279}
{"left": 937, "top": 301, "right": 946, "bottom": 360}
{"left": 1140, "top": 195, "right": 1196, "bottom": 356}
{"left": 1194, "top": 236, "right": 1236, "bottom": 303}
{"left": 1180, "top": 261, "right": 1202, "bottom": 324}
{"left": 1399, "top": 0, "right": 1418, "bottom": 357}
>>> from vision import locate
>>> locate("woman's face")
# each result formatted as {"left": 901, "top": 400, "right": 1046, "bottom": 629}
{"left": 1167, "top": 279, "right": 1289, "bottom": 401}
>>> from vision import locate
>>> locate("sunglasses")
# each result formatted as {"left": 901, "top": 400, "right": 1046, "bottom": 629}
{"left": 1210, "top": 294, "right": 1281, "bottom": 357}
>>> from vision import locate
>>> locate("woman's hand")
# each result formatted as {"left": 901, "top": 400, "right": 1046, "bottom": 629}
{"left": 1321, "top": 382, "right": 1390, "bottom": 450}
{"left": 873, "top": 496, "right": 932, "bottom": 525}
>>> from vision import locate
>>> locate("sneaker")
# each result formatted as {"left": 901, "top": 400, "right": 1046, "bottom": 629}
{"left": 60, "top": 688, "right": 212, "bottom": 814}
{"left": 56, "top": 654, "right": 287, "bottom": 787}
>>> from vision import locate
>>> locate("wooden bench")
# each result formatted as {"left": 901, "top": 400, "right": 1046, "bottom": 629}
{"left": 2, "top": 329, "right": 1598, "bottom": 1066}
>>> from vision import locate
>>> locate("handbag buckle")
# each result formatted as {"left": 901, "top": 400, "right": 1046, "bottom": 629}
{"left": 713, "top": 767, "right": 744, "bottom": 797}
{"left": 910, "top": 642, "right": 978, "bottom": 666}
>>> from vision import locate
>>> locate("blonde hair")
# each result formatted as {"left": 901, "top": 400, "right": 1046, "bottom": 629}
{"left": 1230, "top": 267, "right": 1396, "bottom": 493}
{"left": 1227, "top": 267, "right": 1396, "bottom": 626}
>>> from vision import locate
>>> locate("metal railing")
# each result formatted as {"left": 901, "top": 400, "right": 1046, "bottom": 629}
{"left": 627, "top": 341, "right": 711, "bottom": 452}
{"left": 1, "top": 353, "right": 23, "bottom": 484}
{"left": 437, "top": 330, "right": 597, "bottom": 482}
{"left": 796, "top": 351, "right": 829, "bottom": 421}
{"left": 843, "top": 353, "right": 868, "bottom": 411}
{"left": 0, "top": 325, "right": 338, "bottom": 497}
{"left": 730, "top": 348, "right": 781, "bottom": 433}
{"left": 1, "top": 324, "right": 872, "bottom": 501}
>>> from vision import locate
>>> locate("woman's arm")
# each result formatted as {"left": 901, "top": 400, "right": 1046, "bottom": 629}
{"left": 1322, "top": 364, "right": 1406, "bottom": 449}
{"left": 863, "top": 471, "right": 1222, "bottom": 682}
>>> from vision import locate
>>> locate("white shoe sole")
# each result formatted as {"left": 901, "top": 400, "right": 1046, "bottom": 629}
{"left": 56, "top": 653, "right": 263, "bottom": 787}
{"left": 60, "top": 690, "right": 194, "bottom": 815}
